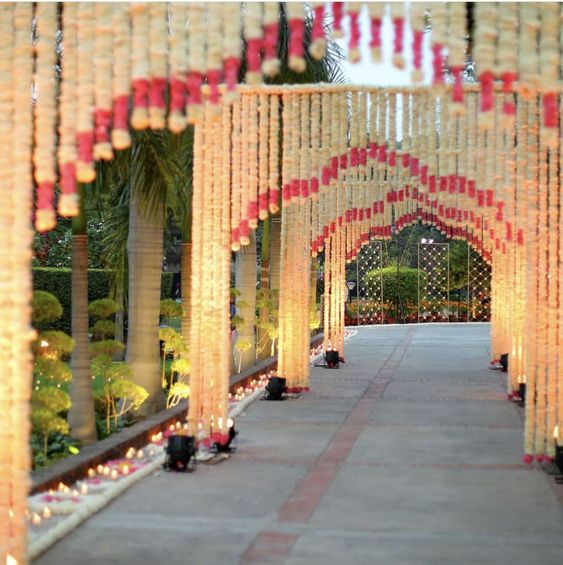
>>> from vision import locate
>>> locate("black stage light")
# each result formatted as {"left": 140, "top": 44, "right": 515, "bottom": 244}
{"left": 499, "top": 353, "right": 508, "bottom": 372}
{"left": 518, "top": 383, "right": 526, "bottom": 403}
{"left": 555, "top": 444, "right": 563, "bottom": 473}
{"left": 325, "top": 350, "right": 340, "bottom": 368}
{"left": 265, "top": 376, "right": 286, "bottom": 400}
{"left": 164, "top": 434, "right": 196, "bottom": 472}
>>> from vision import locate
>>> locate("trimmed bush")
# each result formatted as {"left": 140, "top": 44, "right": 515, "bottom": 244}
{"left": 33, "top": 268, "right": 174, "bottom": 333}
{"left": 32, "top": 290, "right": 63, "bottom": 327}
{"left": 33, "top": 331, "right": 75, "bottom": 360}
{"left": 88, "top": 298, "right": 118, "bottom": 320}
{"left": 90, "top": 320, "right": 116, "bottom": 341}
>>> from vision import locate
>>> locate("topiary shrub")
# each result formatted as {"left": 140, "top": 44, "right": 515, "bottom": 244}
{"left": 90, "top": 319, "right": 116, "bottom": 341}
{"left": 33, "top": 330, "right": 75, "bottom": 360}
{"left": 88, "top": 298, "right": 118, "bottom": 320}
{"left": 32, "top": 290, "right": 63, "bottom": 327}
{"left": 89, "top": 339, "right": 126, "bottom": 359}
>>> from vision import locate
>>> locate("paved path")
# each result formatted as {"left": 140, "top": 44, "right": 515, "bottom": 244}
{"left": 36, "top": 324, "right": 563, "bottom": 565}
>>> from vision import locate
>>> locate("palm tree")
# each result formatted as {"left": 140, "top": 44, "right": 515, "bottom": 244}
{"left": 98, "top": 129, "right": 191, "bottom": 415}
{"left": 67, "top": 183, "right": 97, "bottom": 444}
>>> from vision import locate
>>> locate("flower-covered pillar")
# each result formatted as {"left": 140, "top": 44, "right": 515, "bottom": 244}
{"left": 0, "top": 4, "right": 34, "bottom": 563}
{"left": 188, "top": 97, "right": 232, "bottom": 447}
{"left": 277, "top": 92, "right": 311, "bottom": 392}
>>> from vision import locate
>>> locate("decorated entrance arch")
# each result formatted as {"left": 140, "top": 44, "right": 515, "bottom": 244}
{"left": 1, "top": 3, "right": 563, "bottom": 562}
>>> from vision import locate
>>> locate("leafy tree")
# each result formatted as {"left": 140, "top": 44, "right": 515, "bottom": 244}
{"left": 91, "top": 354, "right": 148, "bottom": 434}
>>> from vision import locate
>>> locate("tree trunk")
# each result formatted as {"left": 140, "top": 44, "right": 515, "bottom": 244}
{"left": 257, "top": 218, "right": 271, "bottom": 360}
{"left": 68, "top": 186, "right": 97, "bottom": 444}
{"left": 235, "top": 234, "right": 257, "bottom": 371}
{"left": 126, "top": 188, "right": 165, "bottom": 415}
{"left": 180, "top": 242, "right": 191, "bottom": 347}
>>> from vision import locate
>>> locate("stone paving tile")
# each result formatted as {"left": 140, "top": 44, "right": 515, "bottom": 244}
{"left": 35, "top": 324, "right": 563, "bottom": 565}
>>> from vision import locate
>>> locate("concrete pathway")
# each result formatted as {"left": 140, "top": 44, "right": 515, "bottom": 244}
{"left": 36, "top": 324, "right": 563, "bottom": 565}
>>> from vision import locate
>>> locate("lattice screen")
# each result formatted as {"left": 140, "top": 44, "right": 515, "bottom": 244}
{"left": 467, "top": 247, "right": 491, "bottom": 321}
{"left": 356, "top": 240, "right": 384, "bottom": 325}
{"left": 418, "top": 243, "right": 450, "bottom": 323}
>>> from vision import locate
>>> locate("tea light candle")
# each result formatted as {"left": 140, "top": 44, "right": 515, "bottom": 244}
{"left": 175, "top": 421, "right": 182, "bottom": 430}
{"left": 103, "top": 466, "right": 111, "bottom": 477}
{"left": 126, "top": 447, "right": 136, "bottom": 459}
{"left": 31, "top": 513, "right": 42, "bottom": 526}
{"left": 80, "top": 483, "right": 89, "bottom": 495}
{"left": 96, "top": 464, "right": 104, "bottom": 474}
{"left": 136, "top": 450, "right": 144, "bottom": 459}
{"left": 122, "top": 465, "right": 130, "bottom": 476}
{"left": 88, "top": 468, "right": 96, "bottom": 478}
{"left": 72, "top": 489, "right": 80, "bottom": 498}
{"left": 148, "top": 449, "right": 155, "bottom": 457}
{"left": 42, "top": 507, "right": 52, "bottom": 520}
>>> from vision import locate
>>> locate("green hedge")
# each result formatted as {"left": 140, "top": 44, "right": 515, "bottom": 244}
{"left": 33, "top": 268, "right": 173, "bottom": 333}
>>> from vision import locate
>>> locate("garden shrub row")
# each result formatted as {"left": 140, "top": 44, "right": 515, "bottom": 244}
{"left": 32, "top": 268, "right": 173, "bottom": 333}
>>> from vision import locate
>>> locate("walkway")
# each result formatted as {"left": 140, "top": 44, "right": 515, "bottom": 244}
{"left": 36, "top": 325, "right": 563, "bottom": 565}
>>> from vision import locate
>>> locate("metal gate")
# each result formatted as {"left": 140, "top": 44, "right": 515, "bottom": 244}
{"left": 356, "top": 240, "right": 384, "bottom": 325}
{"left": 418, "top": 242, "right": 450, "bottom": 323}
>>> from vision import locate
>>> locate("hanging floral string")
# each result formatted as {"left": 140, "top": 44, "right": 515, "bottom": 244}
{"left": 262, "top": 2, "right": 280, "bottom": 77}
{"left": 76, "top": 3, "right": 96, "bottom": 184}
{"left": 309, "top": 1, "right": 327, "bottom": 61}
{"left": 23, "top": 23, "right": 44, "bottom": 226}
{"left": 111, "top": 3, "right": 132, "bottom": 149}
{"left": 187, "top": 3, "right": 206, "bottom": 124}
{"left": 244, "top": 2, "right": 263, "bottom": 85}
{"left": 411, "top": 4, "right": 425, "bottom": 83}
{"left": 286, "top": 2, "right": 306, "bottom": 73}
{"left": 93, "top": 3, "right": 113, "bottom": 160}
{"left": 130, "top": 3, "right": 150, "bottom": 130}
{"left": 497, "top": 3, "right": 517, "bottom": 127}
{"left": 447, "top": 2, "right": 466, "bottom": 114}
{"left": 474, "top": 2, "right": 497, "bottom": 129}
{"left": 223, "top": 2, "right": 242, "bottom": 97}
{"left": 390, "top": 3, "right": 405, "bottom": 70}
{"left": 57, "top": 3, "right": 78, "bottom": 217}
{"left": 168, "top": 4, "right": 187, "bottom": 133}
{"left": 206, "top": 3, "right": 223, "bottom": 107}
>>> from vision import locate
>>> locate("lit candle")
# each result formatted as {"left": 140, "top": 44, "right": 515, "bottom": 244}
{"left": 87, "top": 468, "right": 96, "bottom": 478}
{"left": 72, "top": 489, "right": 80, "bottom": 498}
{"left": 136, "top": 450, "right": 144, "bottom": 459}
{"left": 110, "top": 469, "right": 119, "bottom": 480}
{"left": 126, "top": 447, "right": 135, "bottom": 459}
{"left": 103, "top": 466, "right": 111, "bottom": 477}
{"left": 31, "top": 513, "right": 42, "bottom": 526}
{"left": 96, "top": 464, "right": 104, "bottom": 474}
{"left": 175, "top": 421, "right": 182, "bottom": 430}
{"left": 57, "top": 482, "right": 66, "bottom": 492}
{"left": 148, "top": 449, "right": 155, "bottom": 457}
{"left": 122, "top": 465, "right": 130, "bottom": 476}
{"left": 42, "top": 506, "right": 52, "bottom": 519}
{"left": 80, "top": 483, "right": 89, "bottom": 495}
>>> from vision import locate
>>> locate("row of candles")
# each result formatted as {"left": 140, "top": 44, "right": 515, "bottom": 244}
{"left": 29, "top": 358, "right": 328, "bottom": 528}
